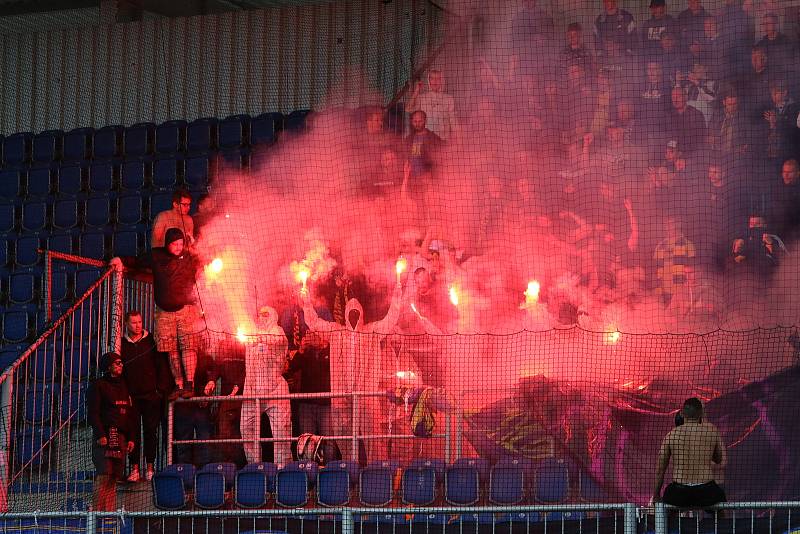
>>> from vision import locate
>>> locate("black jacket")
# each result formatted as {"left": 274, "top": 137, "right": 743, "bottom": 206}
{"left": 87, "top": 374, "right": 137, "bottom": 442}
{"left": 121, "top": 331, "right": 173, "bottom": 399}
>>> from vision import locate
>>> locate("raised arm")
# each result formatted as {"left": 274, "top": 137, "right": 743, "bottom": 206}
{"left": 301, "top": 289, "right": 337, "bottom": 333}
{"left": 370, "top": 281, "right": 404, "bottom": 334}
{"left": 651, "top": 436, "right": 671, "bottom": 504}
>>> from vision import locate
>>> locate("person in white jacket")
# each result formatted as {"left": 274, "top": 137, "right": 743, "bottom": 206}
{"left": 239, "top": 306, "right": 292, "bottom": 466}
{"left": 301, "top": 280, "right": 404, "bottom": 462}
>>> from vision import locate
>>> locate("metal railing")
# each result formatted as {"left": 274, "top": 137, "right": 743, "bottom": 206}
{"left": 169, "top": 390, "right": 453, "bottom": 464}
{"left": 652, "top": 501, "right": 800, "bottom": 534}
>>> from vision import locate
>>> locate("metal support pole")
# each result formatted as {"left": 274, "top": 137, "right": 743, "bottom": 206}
{"left": 0, "top": 373, "right": 14, "bottom": 512}
{"left": 351, "top": 394, "right": 359, "bottom": 462}
{"left": 167, "top": 401, "right": 174, "bottom": 465}
{"left": 445, "top": 411, "right": 451, "bottom": 463}
{"left": 87, "top": 511, "right": 96, "bottom": 534}
{"left": 342, "top": 509, "right": 354, "bottom": 534}
{"left": 107, "top": 267, "right": 124, "bottom": 355}
{"left": 655, "top": 502, "right": 667, "bottom": 534}
{"left": 253, "top": 399, "right": 260, "bottom": 460}
{"left": 624, "top": 503, "right": 637, "bottom": 534}
{"left": 43, "top": 250, "right": 52, "bottom": 323}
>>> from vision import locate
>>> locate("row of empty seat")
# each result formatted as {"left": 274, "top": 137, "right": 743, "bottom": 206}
{"left": 153, "top": 457, "right": 601, "bottom": 511}
{"left": 0, "top": 111, "right": 309, "bottom": 168}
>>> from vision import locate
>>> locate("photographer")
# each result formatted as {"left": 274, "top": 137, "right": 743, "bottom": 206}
{"left": 652, "top": 397, "right": 727, "bottom": 508}
{"left": 87, "top": 353, "right": 137, "bottom": 511}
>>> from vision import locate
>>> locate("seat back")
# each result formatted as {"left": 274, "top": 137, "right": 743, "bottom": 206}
{"left": 242, "top": 462, "right": 278, "bottom": 493}
{"left": 195, "top": 471, "right": 226, "bottom": 509}
{"left": 235, "top": 470, "right": 268, "bottom": 508}
{"left": 445, "top": 465, "right": 480, "bottom": 505}
{"left": 359, "top": 466, "right": 393, "bottom": 506}
{"left": 275, "top": 469, "right": 308, "bottom": 507}
{"left": 200, "top": 461, "right": 237, "bottom": 490}
{"left": 535, "top": 458, "right": 569, "bottom": 503}
{"left": 152, "top": 473, "right": 187, "bottom": 510}
{"left": 401, "top": 467, "right": 436, "bottom": 506}
{"left": 489, "top": 464, "right": 525, "bottom": 505}
{"left": 162, "top": 463, "right": 197, "bottom": 490}
{"left": 317, "top": 468, "right": 350, "bottom": 507}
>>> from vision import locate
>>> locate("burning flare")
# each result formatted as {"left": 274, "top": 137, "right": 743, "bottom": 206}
{"left": 524, "top": 280, "right": 540, "bottom": 304}
{"left": 605, "top": 329, "right": 621, "bottom": 344}
{"left": 449, "top": 286, "right": 459, "bottom": 306}
{"left": 395, "top": 257, "right": 408, "bottom": 280}
{"left": 236, "top": 326, "right": 248, "bottom": 343}
{"left": 209, "top": 258, "right": 223, "bottom": 274}
{"left": 297, "top": 269, "right": 310, "bottom": 290}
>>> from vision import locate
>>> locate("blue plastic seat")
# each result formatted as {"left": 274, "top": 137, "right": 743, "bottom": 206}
{"left": 149, "top": 191, "right": 173, "bottom": 219}
{"left": 84, "top": 197, "right": 111, "bottom": 229}
{"left": 184, "top": 155, "right": 210, "bottom": 192}
{"left": 9, "top": 272, "right": 36, "bottom": 304}
{"left": 120, "top": 159, "right": 147, "bottom": 191}
{"left": 152, "top": 473, "right": 188, "bottom": 510}
{"left": 78, "top": 232, "right": 107, "bottom": 260}
{"left": 4, "top": 133, "right": 32, "bottom": 166}
{"left": 0, "top": 348, "right": 18, "bottom": 370}
{"left": 251, "top": 113, "right": 282, "bottom": 145}
{"left": 579, "top": 470, "right": 609, "bottom": 502}
{"left": 489, "top": 461, "right": 526, "bottom": 505}
{"left": 445, "top": 464, "right": 480, "bottom": 505}
{"left": 62, "top": 127, "right": 93, "bottom": 162}
{"left": 26, "top": 166, "right": 52, "bottom": 199}
{"left": 88, "top": 162, "right": 115, "bottom": 194}
{"left": 0, "top": 239, "right": 7, "bottom": 268}
{"left": 282, "top": 460, "right": 319, "bottom": 488}
{"left": 0, "top": 169, "right": 23, "bottom": 200}
{"left": 2, "top": 310, "right": 29, "bottom": 343}
{"left": 46, "top": 233, "right": 75, "bottom": 255}
{"left": 453, "top": 457, "right": 490, "bottom": 482}
{"left": 161, "top": 463, "right": 197, "bottom": 490}
{"left": 29, "top": 340, "right": 60, "bottom": 380}
{"left": 116, "top": 194, "right": 144, "bottom": 226}
{"left": 194, "top": 471, "right": 226, "bottom": 509}
{"left": 235, "top": 469, "right": 268, "bottom": 508}
{"left": 0, "top": 204, "right": 16, "bottom": 233}
{"left": 317, "top": 466, "right": 351, "bottom": 506}
{"left": 155, "top": 120, "right": 186, "bottom": 154}
{"left": 21, "top": 201, "right": 48, "bottom": 233}
{"left": 48, "top": 270, "right": 70, "bottom": 302}
{"left": 285, "top": 110, "right": 310, "bottom": 132}
{"left": 55, "top": 165, "right": 84, "bottom": 198}
{"left": 52, "top": 199, "right": 79, "bottom": 231}
{"left": 15, "top": 235, "right": 42, "bottom": 267}
{"left": 402, "top": 467, "right": 437, "bottom": 506}
{"left": 63, "top": 341, "right": 91, "bottom": 379}
{"left": 60, "top": 382, "right": 87, "bottom": 423}
{"left": 535, "top": 458, "right": 569, "bottom": 503}
{"left": 112, "top": 230, "right": 139, "bottom": 257}
{"left": 187, "top": 118, "right": 217, "bottom": 152}
{"left": 152, "top": 157, "right": 178, "bottom": 189}
{"left": 93, "top": 126, "right": 122, "bottom": 159}
{"left": 219, "top": 114, "right": 250, "bottom": 149}
{"left": 409, "top": 458, "right": 446, "bottom": 483}
{"left": 24, "top": 383, "right": 56, "bottom": 423}
{"left": 124, "top": 123, "right": 154, "bottom": 157}
{"left": 275, "top": 468, "right": 308, "bottom": 507}
{"left": 32, "top": 130, "right": 62, "bottom": 163}
{"left": 241, "top": 462, "right": 278, "bottom": 493}
{"left": 16, "top": 427, "right": 52, "bottom": 467}
{"left": 359, "top": 465, "right": 394, "bottom": 506}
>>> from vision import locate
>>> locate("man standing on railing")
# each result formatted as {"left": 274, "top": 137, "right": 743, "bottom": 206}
{"left": 120, "top": 310, "right": 172, "bottom": 483}
{"left": 151, "top": 188, "right": 195, "bottom": 248}
{"left": 87, "top": 352, "right": 136, "bottom": 512}
{"left": 240, "top": 306, "right": 292, "bottom": 466}
{"left": 651, "top": 397, "right": 727, "bottom": 508}
{"left": 111, "top": 227, "right": 204, "bottom": 401}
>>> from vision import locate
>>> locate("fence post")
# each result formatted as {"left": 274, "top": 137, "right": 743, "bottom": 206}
{"left": 351, "top": 394, "right": 359, "bottom": 462}
{"left": 107, "top": 266, "right": 124, "bottom": 354}
{"left": 0, "top": 374, "right": 13, "bottom": 512}
{"left": 624, "top": 503, "right": 637, "bottom": 534}
{"left": 43, "top": 250, "right": 52, "bottom": 323}
{"left": 342, "top": 509, "right": 354, "bottom": 534}
{"left": 655, "top": 502, "right": 667, "bottom": 534}
{"left": 86, "top": 511, "right": 96, "bottom": 534}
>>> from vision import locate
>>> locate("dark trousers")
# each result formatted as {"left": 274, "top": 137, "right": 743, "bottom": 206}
{"left": 131, "top": 395, "right": 163, "bottom": 465}
{"left": 216, "top": 403, "right": 246, "bottom": 467}
{"left": 662, "top": 481, "right": 727, "bottom": 508}
{"left": 173, "top": 404, "right": 213, "bottom": 467}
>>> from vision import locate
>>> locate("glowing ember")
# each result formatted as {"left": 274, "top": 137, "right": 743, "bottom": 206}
{"left": 209, "top": 258, "right": 223, "bottom": 274}
{"left": 606, "top": 330, "right": 621, "bottom": 344}
{"left": 395, "top": 257, "right": 408, "bottom": 278}
{"left": 449, "top": 286, "right": 459, "bottom": 306}
{"left": 297, "top": 269, "right": 310, "bottom": 290}
{"left": 396, "top": 371, "right": 417, "bottom": 380}
{"left": 236, "top": 326, "right": 248, "bottom": 343}
{"left": 524, "top": 280, "right": 540, "bottom": 303}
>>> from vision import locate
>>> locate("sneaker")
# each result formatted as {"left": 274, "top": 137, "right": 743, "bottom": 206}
{"left": 180, "top": 383, "right": 194, "bottom": 399}
{"left": 145, "top": 465, "right": 155, "bottom": 481}
{"left": 126, "top": 465, "right": 140, "bottom": 483}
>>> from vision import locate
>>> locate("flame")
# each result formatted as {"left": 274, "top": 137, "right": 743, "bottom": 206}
{"left": 236, "top": 326, "right": 248, "bottom": 343}
{"left": 449, "top": 286, "right": 459, "bottom": 306}
{"left": 524, "top": 280, "right": 540, "bottom": 303}
{"left": 395, "top": 257, "right": 408, "bottom": 277}
{"left": 210, "top": 258, "right": 223, "bottom": 274}
{"left": 605, "top": 329, "right": 621, "bottom": 344}
{"left": 297, "top": 269, "right": 310, "bottom": 289}
{"left": 396, "top": 371, "right": 417, "bottom": 380}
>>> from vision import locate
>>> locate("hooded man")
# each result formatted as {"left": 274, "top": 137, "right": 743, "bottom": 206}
{"left": 239, "top": 305, "right": 292, "bottom": 466}
{"left": 301, "top": 279, "right": 404, "bottom": 462}
{"left": 87, "top": 352, "right": 136, "bottom": 511}
{"left": 111, "top": 227, "right": 204, "bottom": 401}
